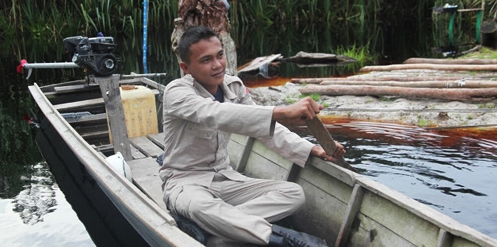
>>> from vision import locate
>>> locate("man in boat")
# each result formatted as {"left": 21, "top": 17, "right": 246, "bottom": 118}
{"left": 160, "top": 26, "right": 345, "bottom": 247}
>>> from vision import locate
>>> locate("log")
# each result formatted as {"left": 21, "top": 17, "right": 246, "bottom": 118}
{"left": 299, "top": 85, "right": 497, "bottom": 102}
{"left": 403, "top": 57, "right": 497, "bottom": 65}
{"left": 360, "top": 63, "right": 497, "bottom": 72}
{"left": 291, "top": 75, "right": 497, "bottom": 84}
{"left": 319, "top": 80, "right": 497, "bottom": 88}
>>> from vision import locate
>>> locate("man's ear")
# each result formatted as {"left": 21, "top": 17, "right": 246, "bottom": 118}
{"left": 179, "top": 62, "right": 190, "bottom": 74}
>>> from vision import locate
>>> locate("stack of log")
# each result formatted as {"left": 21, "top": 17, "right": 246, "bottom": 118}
{"left": 295, "top": 57, "right": 497, "bottom": 102}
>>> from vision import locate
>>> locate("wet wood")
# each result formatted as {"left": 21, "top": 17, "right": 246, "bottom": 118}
{"left": 299, "top": 85, "right": 497, "bottom": 102}
{"left": 305, "top": 117, "right": 358, "bottom": 173}
{"left": 403, "top": 57, "right": 497, "bottom": 64}
{"left": 320, "top": 79, "right": 497, "bottom": 88}
{"left": 360, "top": 63, "right": 497, "bottom": 72}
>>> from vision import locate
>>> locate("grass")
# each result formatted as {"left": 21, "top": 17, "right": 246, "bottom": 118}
{"left": 460, "top": 46, "right": 497, "bottom": 59}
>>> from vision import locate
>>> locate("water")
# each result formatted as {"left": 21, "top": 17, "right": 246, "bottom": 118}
{"left": 0, "top": 163, "right": 95, "bottom": 247}
{"left": 299, "top": 121, "right": 497, "bottom": 239}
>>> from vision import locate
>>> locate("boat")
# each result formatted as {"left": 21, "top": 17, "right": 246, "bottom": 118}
{"left": 26, "top": 72, "right": 497, "bottom": 247}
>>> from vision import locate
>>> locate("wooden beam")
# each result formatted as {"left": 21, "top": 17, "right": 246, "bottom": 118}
{"left": 97, "top": 75, "right": 132, "bottom": 161}
{"left": 236, "top": 136, "right": 255, "bottom": 172}
{"left": 436, "top": 229, "right": 454, "bottom": 247}
{"left": 53, "top": 98, "right": 104, "bottom": 111}
{"left": 335, "top": 184, "right": 365, "bottom": 247}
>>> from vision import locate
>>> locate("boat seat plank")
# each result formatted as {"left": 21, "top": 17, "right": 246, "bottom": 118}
{"left": 130, "top": 136, "right": 164, "bottom": 158}
{"left": 127, "top": 157, "right": 166, "bottom": 211}
{"left": 147, "top": 133, "right": 165, "bottom": 150}
{"left": 54, "top": 84, "right": 100, "bottom": 94}
{"left": 54, "top": 98, "right": 104, "bottom": 111}
{"left": 130, "top": 145, "right": 147, "bottom": 159}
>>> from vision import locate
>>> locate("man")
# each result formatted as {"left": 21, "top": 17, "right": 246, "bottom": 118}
{"left": 160, "top": 26, "right": 345, "bottom": 247}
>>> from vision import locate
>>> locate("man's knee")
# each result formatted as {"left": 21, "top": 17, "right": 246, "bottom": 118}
{"left": 287, "top": 182, "right": 305, "bottom": 209}
{"left": 273, "top": 181, "right": 305, "bottom": 210}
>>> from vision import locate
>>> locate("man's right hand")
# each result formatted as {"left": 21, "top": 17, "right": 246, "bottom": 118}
{"left": 272, "top": 97, "right": 323, "bottom": 125}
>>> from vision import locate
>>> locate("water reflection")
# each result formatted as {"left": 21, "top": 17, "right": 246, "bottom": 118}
{"left": 12, "top": 162, "right": 57, "bottom": 225}
{"left": 0, "top": 161, "right": 94, "bottom": 247}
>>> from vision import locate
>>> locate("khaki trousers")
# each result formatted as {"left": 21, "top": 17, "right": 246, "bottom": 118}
{"left": 166, "top": 177, "right": 305, "bottom": 245}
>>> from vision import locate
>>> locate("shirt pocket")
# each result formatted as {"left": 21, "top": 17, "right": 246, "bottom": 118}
{"left": 184, "top": 123, "right": 217, "bottom": 154}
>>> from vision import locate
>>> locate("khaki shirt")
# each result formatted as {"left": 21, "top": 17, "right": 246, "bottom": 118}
{"left": 159, "top": 74, "right": 314, "bottom": 195}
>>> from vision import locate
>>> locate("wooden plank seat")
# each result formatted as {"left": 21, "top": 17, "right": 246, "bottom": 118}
{"left": 127, "top": 157, "right": 165, "bottom": 210}
{"left": 130, "top": 136, "right": 164, "bottom": 158}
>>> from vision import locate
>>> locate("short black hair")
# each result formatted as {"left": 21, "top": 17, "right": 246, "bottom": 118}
{"left": 179, "top": 26, "right": 220, "bottom": 64}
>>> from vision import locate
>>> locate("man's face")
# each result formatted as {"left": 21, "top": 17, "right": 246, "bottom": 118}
{"left": 180, "top": 36, "right": 226, "bottom": 94}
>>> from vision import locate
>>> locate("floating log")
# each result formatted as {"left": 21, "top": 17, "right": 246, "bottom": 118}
{"left": 299, "top": 85, "right": 497, "bottom": 101}
{"left": 360, "top": 63, "right": 497, "bottom": 72}
{"left": 319, "top": 80, "right": 497, "bottom": 88}
{"left": 291, "top": 75, "right": 497, "bottom": 84}
{"left": 291, "top": 78, "right": 327, "bottom": 84}
{"left": 403, "top": 57, "right": 497, "bottom": 64}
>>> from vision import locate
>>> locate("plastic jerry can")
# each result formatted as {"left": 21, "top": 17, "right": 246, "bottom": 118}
{"left": 109, "top": 85, "right": 158, "bottom": 141}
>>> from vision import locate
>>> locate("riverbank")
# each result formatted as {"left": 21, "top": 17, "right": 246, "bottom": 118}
{"left": 249, "top": 81, "right": 497, "bottom": 128}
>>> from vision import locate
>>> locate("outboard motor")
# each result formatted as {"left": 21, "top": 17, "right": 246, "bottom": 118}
{"left": 63, "top": 36, "right": 119, "bottom": 76}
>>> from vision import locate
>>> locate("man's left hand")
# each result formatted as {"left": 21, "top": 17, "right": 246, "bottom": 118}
{"left": 311, "top": 141, "right": 346, "bottom": 163}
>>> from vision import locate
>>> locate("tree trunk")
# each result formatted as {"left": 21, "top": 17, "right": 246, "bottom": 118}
{"left": 360, "top": 63, "right": 497, "bottom": 72}
{"left": 171, "top": 0, "right": 237, "bottom": 76}
{"left": 299, "top": 85, "right": 497, "bottom": 102}
{"left": 403, "top": 57, "right": 497, "bottom": 64}
{"left": 291, "top": 76, "right": 467, "bottom": 84}
{"left": 319, "top": 79, "right": 497, "bottom": 88}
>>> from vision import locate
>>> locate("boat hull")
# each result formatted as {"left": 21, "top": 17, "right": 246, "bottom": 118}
{"left": 36, "top": 115, "right": 149, "bottom": 246}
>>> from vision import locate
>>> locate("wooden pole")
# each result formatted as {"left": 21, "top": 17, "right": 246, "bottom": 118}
{"left": 97, "top": 75, "right": 132, "bottom": 161}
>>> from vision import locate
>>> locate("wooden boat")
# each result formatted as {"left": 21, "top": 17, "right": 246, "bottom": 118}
{"left": 28, "top": 74, "right": 497, "bottom": 247}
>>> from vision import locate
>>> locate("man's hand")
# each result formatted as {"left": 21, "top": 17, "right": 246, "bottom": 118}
{"left": 272, "top": 97, "right": 323, "bottom": 125}
{"left": 311, "top": 141, "right": 346, "bottom": 163}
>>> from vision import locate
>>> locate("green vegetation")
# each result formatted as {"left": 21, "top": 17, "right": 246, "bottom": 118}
{"left": 478, "top": 102, "right": 496, "bottom": 108}
{"left": 417, "top": 116, "right": 431, "bottom": 127}
{"left": 300, "top": 93, "right": 321, "bottom": 102}
{"left": 461, "top": 47, "right": 497, "bottom": 59}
